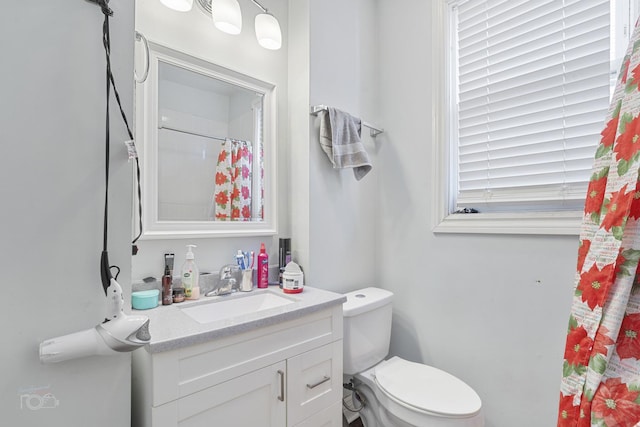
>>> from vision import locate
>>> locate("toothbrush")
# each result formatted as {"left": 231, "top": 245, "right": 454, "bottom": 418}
{"left": 249, "top": 251, "right": 255, "bottom": 270}
{"left": 236, "top": 250, "right": 246, "bottom": 270}
{"left": 243, "top": 252, "right": 250, "bottom": 271}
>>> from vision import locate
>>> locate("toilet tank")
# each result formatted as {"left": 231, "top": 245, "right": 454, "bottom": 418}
{"left": 343, "top": 287, "right": 393, "bottom": 375}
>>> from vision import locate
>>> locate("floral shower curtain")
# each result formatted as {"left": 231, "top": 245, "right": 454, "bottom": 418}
{"left": 558, "top": 19, "right": 640, "bottom": 427}
{"left": 212, "top": 138, "right": 253, "bottom": 221}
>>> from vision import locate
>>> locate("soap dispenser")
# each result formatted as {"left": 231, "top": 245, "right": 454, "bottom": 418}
{"left": 182, "top": 244, "right": 200, "bottom": 299}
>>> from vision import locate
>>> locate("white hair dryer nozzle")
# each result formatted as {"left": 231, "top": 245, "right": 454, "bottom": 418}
{"left": 39, "top": 278, "right": 150, "bottom": 364}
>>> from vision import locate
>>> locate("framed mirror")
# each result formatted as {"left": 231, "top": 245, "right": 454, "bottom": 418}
{"left": 136, "top": 43, "right": 277, "bottom": 238}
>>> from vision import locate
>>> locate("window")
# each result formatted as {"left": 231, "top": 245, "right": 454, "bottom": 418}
{"left": 437, "top": 0, "right": 639, "bottom": 235}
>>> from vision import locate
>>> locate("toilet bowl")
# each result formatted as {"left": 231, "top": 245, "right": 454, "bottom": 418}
{"left": 343, "top": 288, "right": 484, "bottom": 427}
{"left": 350, "top": 357, "right": 483, "bottom": 427}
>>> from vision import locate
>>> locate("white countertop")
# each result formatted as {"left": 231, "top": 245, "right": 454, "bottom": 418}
{"left": 136, "top": 286, "right": 346, "bottom": 353}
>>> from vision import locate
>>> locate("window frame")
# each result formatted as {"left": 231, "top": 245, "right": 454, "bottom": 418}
{"left": 432, "top": 0, "right": 636, "bottom": 236}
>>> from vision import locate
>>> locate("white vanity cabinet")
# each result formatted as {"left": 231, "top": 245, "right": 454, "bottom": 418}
{"left": 132, "top": 304, "right": 343, "bottom": 427}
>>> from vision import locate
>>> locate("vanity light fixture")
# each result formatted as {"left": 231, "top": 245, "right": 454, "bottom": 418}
{"left": 160, "top": 0, "right": 194, "bottom": 12}
{"left": 192, "top": 0, "right": 282, "bottom": 50}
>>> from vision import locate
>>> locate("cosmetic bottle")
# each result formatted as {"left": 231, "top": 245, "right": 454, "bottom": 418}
{"left": 257, "top": 243, "right": 269, "bottom": 288}
{"left": 162, "top": 265, "right": 173, "bottom": 305}
{"left": 172, "top": 287, "right": 185, "bottom": 303}
{"left": 278, "top": 238, "right": 291, "bottom": 288}
{"left": 181, "top": 245, "right": 200, "bottom": 299}
{"left": 282, "top": 262, "right": 304, "bottom": 294}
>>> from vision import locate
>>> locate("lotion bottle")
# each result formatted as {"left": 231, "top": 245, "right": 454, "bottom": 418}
{"left": 257, "top": 243, "right": 269, "bottom": 288}
{"left": 182, "top": 244, "right": 200, "bottom": 299}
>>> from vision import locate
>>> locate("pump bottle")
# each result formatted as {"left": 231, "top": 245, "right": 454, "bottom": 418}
{"left": 182, "top": 245, "right": 200, "bottom": 299}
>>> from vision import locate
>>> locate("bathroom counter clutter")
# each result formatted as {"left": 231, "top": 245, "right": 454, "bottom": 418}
{"left": 139, "top": 286, "right": 345, "bottom": 353}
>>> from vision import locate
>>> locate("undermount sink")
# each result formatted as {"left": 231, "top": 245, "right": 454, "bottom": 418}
{"left": 179, "top": 290, "right": 297, "bottom": 324}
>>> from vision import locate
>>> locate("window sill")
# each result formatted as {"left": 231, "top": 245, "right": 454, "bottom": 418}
{"left": 433, "top": 211, "right": 582, "bottom": 236}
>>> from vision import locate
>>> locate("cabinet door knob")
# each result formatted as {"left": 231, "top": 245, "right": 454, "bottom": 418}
{"left": 306, "top": 376, "right": 330, "bottom": 389}
{"left": 277, "top": 370, "right": 285, "bottom": 402}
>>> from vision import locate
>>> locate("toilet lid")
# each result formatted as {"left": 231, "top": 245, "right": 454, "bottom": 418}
{"left": 374, "top": 357, "right": 482, "bottom": 417}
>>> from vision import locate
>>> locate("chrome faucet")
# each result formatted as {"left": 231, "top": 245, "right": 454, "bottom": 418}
{"left": 205, "top": 264, "right": 239, "bottom": 297}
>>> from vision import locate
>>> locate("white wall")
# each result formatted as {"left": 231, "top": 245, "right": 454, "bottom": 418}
{"left": 134, "top": 0, "right": 289, "bottom": 280}
{"left": 1, "top": 1, "right": 134, "bottom": 426}
{"left": 376, "top": 1, "right": 576, "bottom": 426}
{"left": 289, "top": 0, "right": 380, "bottom": 289}
{"left": 288, "top": 0, "right": 311, "bottom": 278}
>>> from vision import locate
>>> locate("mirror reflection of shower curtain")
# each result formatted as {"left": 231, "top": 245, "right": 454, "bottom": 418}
{"left": 211, "top": 138, "right": 253, "bottom": 221}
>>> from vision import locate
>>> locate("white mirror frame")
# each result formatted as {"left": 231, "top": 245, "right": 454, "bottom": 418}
{"left": 136, "top": 42, "right": 277, "bottom": 239}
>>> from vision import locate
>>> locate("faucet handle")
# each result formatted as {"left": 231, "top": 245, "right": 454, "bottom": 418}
{"left": 219, "top": 264, "right": 239, "bottom": 279}
{"left": 205, "top": 265, "right": 241, "bottom": 297}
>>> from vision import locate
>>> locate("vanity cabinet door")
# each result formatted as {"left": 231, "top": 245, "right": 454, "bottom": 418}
{"left": 286, "top": 341, "right": 343, "bottom": 427}
{"left": 153, "top": 360, "right": 286, "bottom": 427}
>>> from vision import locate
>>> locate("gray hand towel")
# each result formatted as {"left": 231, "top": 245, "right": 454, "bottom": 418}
{"left": 319, "top": 107, "right": 372, "bottom": 181}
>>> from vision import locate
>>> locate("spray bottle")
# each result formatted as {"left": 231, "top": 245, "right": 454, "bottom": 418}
{"left": 182, "top": 245, "right": 200, "bottom": 299}
{"left": 257, "top": 243, "right": 269, "bottom": 288}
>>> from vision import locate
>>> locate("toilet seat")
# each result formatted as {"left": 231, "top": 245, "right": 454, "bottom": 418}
{"left": 374, "top": 357, "right": 482, "bottom": 418}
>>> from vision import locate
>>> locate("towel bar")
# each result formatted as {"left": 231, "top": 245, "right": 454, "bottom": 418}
{"left": 310, "top": 104, "right": 384, "bottom": 137}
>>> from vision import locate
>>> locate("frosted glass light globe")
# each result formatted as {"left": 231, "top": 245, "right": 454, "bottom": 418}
{"left": 212, "top": 0, "right": 243, "bottom": 35}
{"left": 255, "top": 13, "right": 282, "bottom": 50}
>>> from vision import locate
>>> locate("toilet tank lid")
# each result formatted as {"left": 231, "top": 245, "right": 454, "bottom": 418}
{"left": 343, "top": 287, "right": 393, "bottom": 317}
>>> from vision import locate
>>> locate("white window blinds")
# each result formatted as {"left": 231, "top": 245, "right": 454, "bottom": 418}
{"left": 454, "top": 0, "right": 611, "bottom": 212}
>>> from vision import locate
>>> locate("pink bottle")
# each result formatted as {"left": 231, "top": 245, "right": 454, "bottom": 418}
{"left": 257, "top": 243, "right": 269, "bottom": 288}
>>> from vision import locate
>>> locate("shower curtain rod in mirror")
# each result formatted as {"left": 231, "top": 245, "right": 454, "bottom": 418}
{"left": 159, "top": 124, "right": 230, "bottom": 142}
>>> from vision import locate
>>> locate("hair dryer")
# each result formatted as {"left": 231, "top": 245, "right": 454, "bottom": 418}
{"left": 39, "top": 252, "right": 150, "bottom": 364}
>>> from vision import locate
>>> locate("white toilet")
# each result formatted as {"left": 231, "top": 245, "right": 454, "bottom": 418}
{"left": 343, "top": 287, "right": 483, "bottom": 427}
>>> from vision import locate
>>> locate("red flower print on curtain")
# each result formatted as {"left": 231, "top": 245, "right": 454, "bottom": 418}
{"left": 576, "top": 263, "right": 616, "bottom": 310}
{"left": 591, "top": 378, "right": 640, "bottom": 426}
{"left": 616, "top": 313, "right": 640, "bottom": 360}
{"left": 211, "top": 139, "right": 253, "bottom": 221}
{"left": 558, "top": 18, "right": 640, "bottom": 427}
{"left": 564, "top": 325, "right": 593, "bottom": 368}
{"left": 584, "top": 169, "right": 608, "bottom": 223}
{"left": 559, "top": 392, "right": 580, "bottom": 427}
